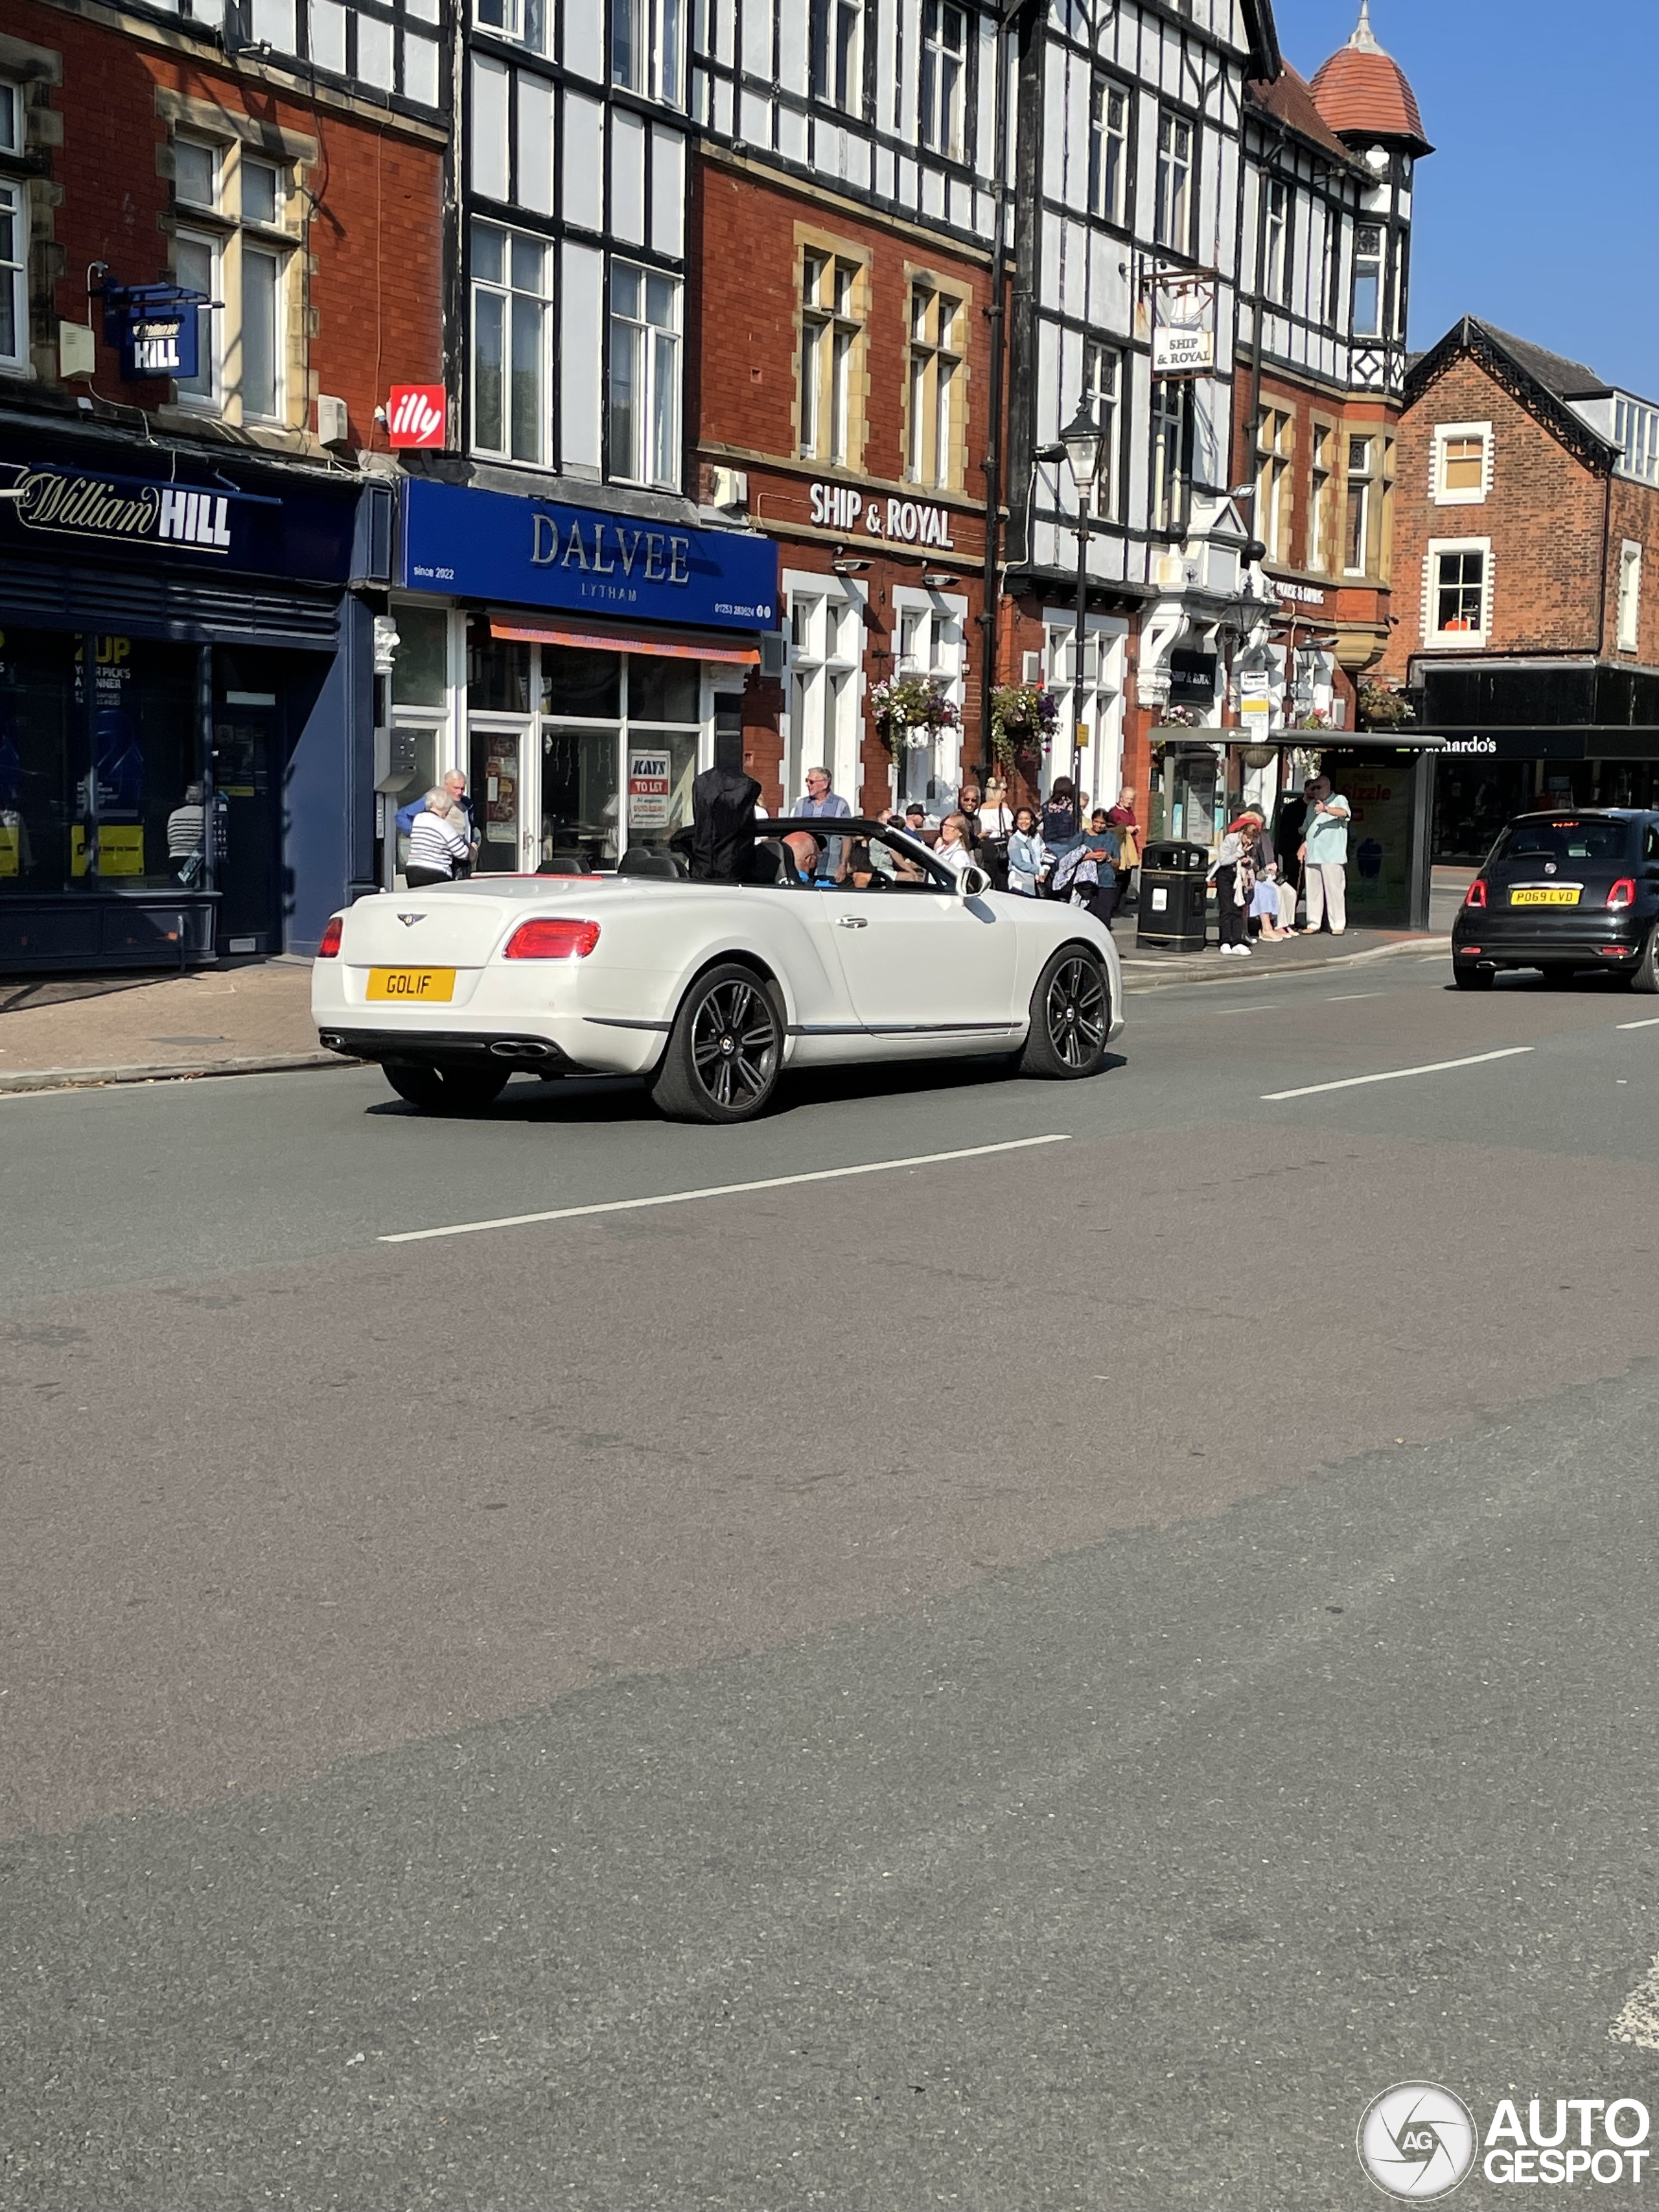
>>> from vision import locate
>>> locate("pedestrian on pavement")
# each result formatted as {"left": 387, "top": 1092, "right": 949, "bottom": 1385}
{"left": 975, "top": 774, "right": 1014, "bottom": 889}
{"left": 1041, "top": 776, "right": 1080, "bottom": 850}
{"left": 1081, "top": 809, "right": 1125, "bottom": 929}
{"left": 1105, "top": 783, "right": 1141, "bottom": 920}
{"left": 397, "top": 769, "right": 476, "bottom": 845}
{"left": 956, "top": 781, "right": 983, "bottom": 842}
{"left": 1297, "top": 774, "right": 1352, "bottom": 934}
{"left": 1209, "top": 810, "right": 1262, "bottom": 956}
{"left": 902, "top": 801, "right": 929, "bottom": 838}
{"left": 167, "top": 782, "right": 206, "bottom": 880}
{"left": 799, "top": 764, "right": 852, "bottom": 879}
{"left": 1245, "top": 818, "right": 1290, "bottom": 941}
{"left": 1006, "top": 806, "right": 1049, "bottom": 896}
{"left": 405, "top": 789, "right": 473, "bottom": 887}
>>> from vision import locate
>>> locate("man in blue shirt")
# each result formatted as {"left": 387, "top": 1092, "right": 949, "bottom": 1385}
{"left": 798, "top": 765, "right": 851, "bottom": 879}
{"left": 395, "top": 769, "right": 476, "bottom": 844}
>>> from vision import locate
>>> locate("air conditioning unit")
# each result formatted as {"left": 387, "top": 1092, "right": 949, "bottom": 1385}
{"left": 1021, "top": 650, "right": 1043, "bottom": 684}
{"left": 709, "top": 465, "right": 749, "bottom": 513}
{"left": 316, "top": 395, "right": 350, "bottom": 447}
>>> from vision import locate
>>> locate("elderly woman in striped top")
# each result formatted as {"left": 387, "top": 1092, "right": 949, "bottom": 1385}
{"left": 405, "top": 789, "right": 473, "bottom": 888}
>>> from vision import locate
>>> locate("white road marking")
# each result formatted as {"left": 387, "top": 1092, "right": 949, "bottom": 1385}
{"left": 1612, "top": 1953, "right": 1659, "bottom": 2051}
{"left": 1616, "top": 1016, "right": 1659, "bottom": 1030}
{"left": 1325, "top": 992, "right": 1384, "bottom": 1002}
{"left": 1262, "top": 1046, "right": 1535, "bottom": 1102}
{"left": 381, "top": 1133, "right": 1073, "bottom": 1244}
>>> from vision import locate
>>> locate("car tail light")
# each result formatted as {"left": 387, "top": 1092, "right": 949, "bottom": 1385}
{"left": 1607, "top": 878, "right": 1636, "bottom": 909}
{"left": 1462, "top": 946, "right": 1481, "bottom": 957}
{"left": 317, "top": 915, "right": 343, "bottom": 958}
{"left": 504, "top": 916, "right": 601, "bottom": 959}
{"left": 1463, "top": 879, "right": 1487, "bottom": 909}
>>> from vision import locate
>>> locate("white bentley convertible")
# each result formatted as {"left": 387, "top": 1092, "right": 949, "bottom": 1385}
{"left": 313, "top": 818, "right": 1124, "bottom": 1123}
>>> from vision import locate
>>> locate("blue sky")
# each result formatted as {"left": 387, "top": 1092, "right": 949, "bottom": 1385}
{"left": 1270, "top": 0, "right": 1659, "bottom": 396}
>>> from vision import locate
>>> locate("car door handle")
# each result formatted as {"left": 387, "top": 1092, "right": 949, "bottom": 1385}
{"left": 835, "top": 916, "right": 869, "bottom": 929}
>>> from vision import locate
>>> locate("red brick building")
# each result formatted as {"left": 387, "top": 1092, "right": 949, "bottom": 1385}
{"left": 1, "top": 0, "right": 445, "bottom": 970}
{"left": 690, "top": 154, "right": 995, "bottom": 819}
{"left": 1373, "top": 318, "right": 1659, "bottom": 856}
{"left": 3, "top": 0, "right": 443, "bottom": 449}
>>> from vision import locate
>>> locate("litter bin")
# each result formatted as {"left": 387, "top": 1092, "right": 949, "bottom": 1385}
{"left": 1135, "top": 839, "right": 1210, "bottom": 951}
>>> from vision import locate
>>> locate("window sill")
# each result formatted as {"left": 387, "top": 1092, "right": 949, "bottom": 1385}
{"left": 1424, "top": 631, "right": 1489, "bottom": 651}
{"left": 1433, "top": 490, "right": 1487, "bottom": 506}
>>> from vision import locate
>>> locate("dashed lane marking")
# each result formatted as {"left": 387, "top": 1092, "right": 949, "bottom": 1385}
{"left": 1262, "top": 1046, "right": 1535, "bottom": 1102}
{"left": 1616, "top": 1016, "right": 1659, "bottom": 1030}
{"left": 380, "top": 1133, "right": 1073, "bottom": 1244}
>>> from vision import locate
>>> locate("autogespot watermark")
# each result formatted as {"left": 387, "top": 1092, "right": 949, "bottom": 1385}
{"left": 1358, "top": 2086, "right": 1653, "bottom": 2198}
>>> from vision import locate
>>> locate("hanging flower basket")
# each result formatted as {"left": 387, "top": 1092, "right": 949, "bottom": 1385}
{"left": 988, "top": 681, "right": 1058, "bottom": 772}
{"left": 870, "top": 673, "right": 960, "bottom": 758}
{"left": 1357, "top": 682, "right": 1415, "bottom": 729}
{"left": 1156, "top": 704, "right": 1201, "bottom": 729}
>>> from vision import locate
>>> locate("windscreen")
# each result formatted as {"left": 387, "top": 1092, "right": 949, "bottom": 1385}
{"left": 1489, "top": 819, "right": 1633, "bottom": 867}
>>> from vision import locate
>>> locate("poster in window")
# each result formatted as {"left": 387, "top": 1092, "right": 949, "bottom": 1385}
{"left": 483, "top": 738, "right": 517, "bottom": 844}
{"left": 628, "top": 749, "right": 671, "bottom": 830}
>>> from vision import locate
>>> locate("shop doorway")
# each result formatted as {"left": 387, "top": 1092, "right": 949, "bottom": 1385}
{"left": 212, "top": 695, "right": 279, "bottom": 951}
{"left": 469, "top": 722, "right": 532, "bottom": 873}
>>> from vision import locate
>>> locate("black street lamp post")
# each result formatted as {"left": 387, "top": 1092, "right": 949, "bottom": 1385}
{"left": 1058, "top": 399, "right": 1105, "bottom": 791}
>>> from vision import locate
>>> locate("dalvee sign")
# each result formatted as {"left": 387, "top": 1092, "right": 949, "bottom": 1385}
{"left": 399, "top": 478, "right": 780, "bottom": 633}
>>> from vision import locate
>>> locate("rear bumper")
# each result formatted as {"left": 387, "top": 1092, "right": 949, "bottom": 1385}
{"left": 316, "top": 1027, "right": 599, "bottom": 1071}
{"left": 1452, "top": 916, "right": 1647, "bottom": 966}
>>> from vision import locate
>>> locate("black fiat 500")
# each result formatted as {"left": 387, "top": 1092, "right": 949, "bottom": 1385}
{"left": 1452, "top": 809, "right": 1659, "bottom": 990}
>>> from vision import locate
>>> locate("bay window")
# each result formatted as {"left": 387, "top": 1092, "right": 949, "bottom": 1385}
{"left": 1352, "top": 224, "right": 1382, "bottom": 338}
{"left": 1152, "top": 378, "right": 1192, "bottom": 533}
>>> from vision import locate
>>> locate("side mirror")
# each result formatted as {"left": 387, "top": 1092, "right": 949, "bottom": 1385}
{"left": 960, "top": 865, "right": 992, "bottom": 897}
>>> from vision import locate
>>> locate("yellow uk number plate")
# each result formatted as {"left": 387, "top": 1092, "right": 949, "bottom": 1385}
{"left": 1509, "top": 887, "right": 1580, "bottom": 907}
{"left": 367, "top": 967, "right": 456, "bottom": 1001}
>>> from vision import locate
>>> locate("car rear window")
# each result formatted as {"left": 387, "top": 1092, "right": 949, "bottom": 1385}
{"left": 1490, "top": 819, "right": 1634, "bottom": 866}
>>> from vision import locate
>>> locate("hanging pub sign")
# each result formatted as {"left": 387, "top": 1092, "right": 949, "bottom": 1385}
{"left": 1150, "top": 326, "right": 1215, "bottom": 376}
{"left": 99, "top": 282, "right": 207, "bottom": 382}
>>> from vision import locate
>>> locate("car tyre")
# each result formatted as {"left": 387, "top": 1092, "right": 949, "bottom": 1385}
{"left": 1019, "top": 945, "right": 1111, "bottom": 1079}
{"left": 383, "top": 1062, "right": 510, "bottom": 1112}
{"left": 650, "top": 963, "right": 782, "bottom": 1123}
{"left": 1630, "top": 924, "right": 1659, "bottom": 995}
{"left": 1453, "top": 962, "right": 1495, "bottom": 991}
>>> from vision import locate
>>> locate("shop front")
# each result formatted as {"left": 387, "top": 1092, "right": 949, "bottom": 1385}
{"left": 1421, "top": 662, "right": 1659, "bottom": 861}
{"left": 386, "top": 478, "right": 779, "bottom": 875}
{"left": 0, "top": 423, "right": 380, "bottom": 973}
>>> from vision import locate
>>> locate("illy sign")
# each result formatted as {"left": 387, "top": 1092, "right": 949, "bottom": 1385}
{"left": 387, "top": 385, "right": 447, "bottom": 450}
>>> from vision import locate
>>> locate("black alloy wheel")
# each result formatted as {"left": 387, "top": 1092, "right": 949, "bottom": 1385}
{"left": 1019, "top": 947, "right": 1111, "bottom": 1078}
{"left": 382, "top": 1062, "right": 510, "bottom": 1112}
{"left": 1630, "top": 924, "right": 1659, "bottom": 995}
{"left": 651, "top": 964, "right": 782, "bottom": 1123}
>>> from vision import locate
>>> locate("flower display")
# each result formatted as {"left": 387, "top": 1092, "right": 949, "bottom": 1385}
{"left": 1357, "top": 681, "right": 1415, "bottom": 728}
{"left": 988, "top": 682, "right": 1059, "bottom": 771}
{"left": 870, "top": 673, "right": 961, "bottom": 754}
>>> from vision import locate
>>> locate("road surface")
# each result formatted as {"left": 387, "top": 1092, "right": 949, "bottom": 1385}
{"left": 3, "top": 953, "right": 1656, "bottom": 2208}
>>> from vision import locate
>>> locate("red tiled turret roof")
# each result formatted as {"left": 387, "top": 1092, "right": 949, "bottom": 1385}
{"left": 1310, "top": 1, "right": 1432, "bottom": 156}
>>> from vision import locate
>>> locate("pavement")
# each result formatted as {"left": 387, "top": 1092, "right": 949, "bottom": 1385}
{"left": 0, "top": 863, "right": 1470, "bottom": 1090}
{"left": 3, "top": 949, "right": 1656, "bottom": 2208}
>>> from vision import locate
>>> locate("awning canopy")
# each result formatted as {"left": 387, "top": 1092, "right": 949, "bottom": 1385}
{"left": 489, "top": 615, "right": 758, "bottom": 665}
